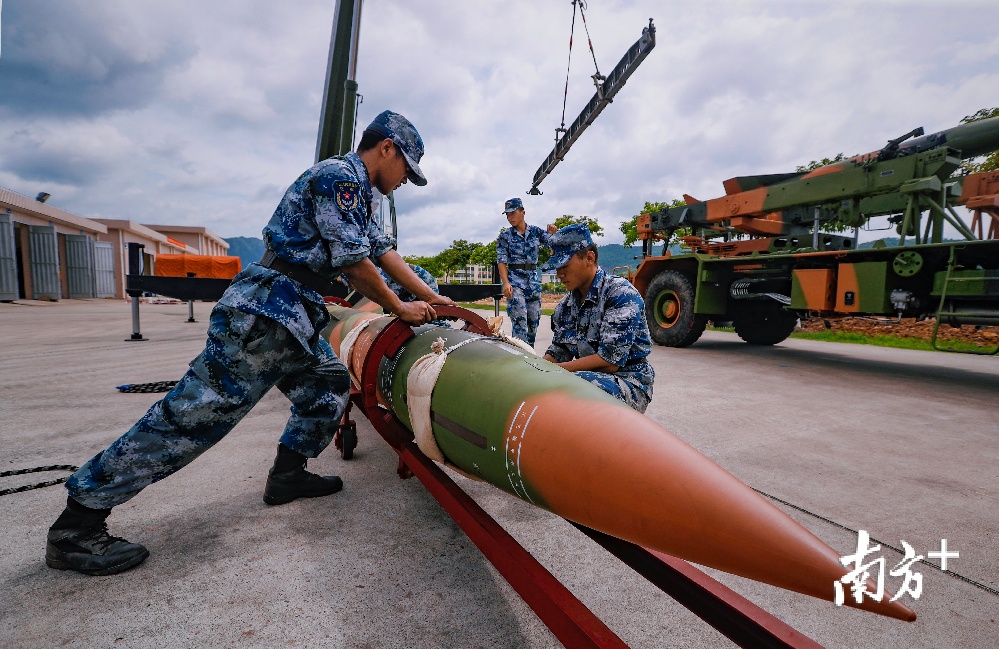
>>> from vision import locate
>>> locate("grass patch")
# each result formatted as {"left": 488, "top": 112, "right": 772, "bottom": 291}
{"left": 709, "top": 325, "right": 996, "bottom": 353}
{"left": 788, "top": 330, "right": 994, "bottom": 353}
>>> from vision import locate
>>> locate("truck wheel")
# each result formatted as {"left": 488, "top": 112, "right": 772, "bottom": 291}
{"left": 644, "top": 271, "right": 707, "bottom": 347}
{"left": 732, "top": 307, "right": 798, "bottom": 345}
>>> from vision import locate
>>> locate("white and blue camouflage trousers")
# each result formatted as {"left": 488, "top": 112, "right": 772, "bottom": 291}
{"left": 67, "top": 305, "right": 350, "bottom": 509}
{"left": 507, "top": 284, "right": 542, "bottom": 348}
{"left": 575, "top": 370, "right": 651, "bottom": 414}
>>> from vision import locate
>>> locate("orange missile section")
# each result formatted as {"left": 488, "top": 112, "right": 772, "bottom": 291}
{"left": 509, "top": 392, "right": 915, "bottom": 621}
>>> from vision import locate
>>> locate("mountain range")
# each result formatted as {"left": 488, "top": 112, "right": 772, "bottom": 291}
{"left": 223, "top": 236, "right": 652, "bottom": 275}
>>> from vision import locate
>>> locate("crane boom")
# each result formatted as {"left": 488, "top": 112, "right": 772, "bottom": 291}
{"left": 529, "top": 19, "right": 656, "bottom": 194}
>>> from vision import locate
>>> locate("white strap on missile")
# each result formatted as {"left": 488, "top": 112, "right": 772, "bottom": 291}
{"left": 338, "top": 314, "right": 393, "bottom": 388}
{"left": 407, "top": 336, "right": 484, "bottom": 481}
{"left": 487, "top": 316, "right": 538, "bottom": 355}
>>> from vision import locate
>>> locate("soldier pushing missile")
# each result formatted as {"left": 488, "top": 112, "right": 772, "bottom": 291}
{"left": 45, "top": 110, "right": 454, "bottom": 576}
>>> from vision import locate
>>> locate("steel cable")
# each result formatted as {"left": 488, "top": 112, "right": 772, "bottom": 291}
{"left": 0, "top": 465, "right": 79, "bottom": 497}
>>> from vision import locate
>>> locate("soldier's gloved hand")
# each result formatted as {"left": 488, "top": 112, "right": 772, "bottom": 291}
{"left": 397, "top": 301, "right": 437, "bottom": 326}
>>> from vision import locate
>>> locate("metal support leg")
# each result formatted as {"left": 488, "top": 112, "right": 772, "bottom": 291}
{"left": 187, "top": 299, "right": 197, "bottom": 323}
{"left": 126, "top": 295, "right": 147, "bottom": 341}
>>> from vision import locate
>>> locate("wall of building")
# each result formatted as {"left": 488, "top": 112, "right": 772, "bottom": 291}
{"left": 93, "top": 219, "right": 190, "bottom": 299}
{"left": 0, "top": 189, "right": 107, "bottom": 300}
{"left": 1, "top": 188, "right": 244, "bottom": 302}
{"left": 142, "top": 225, "right": 230, "bottom": 257}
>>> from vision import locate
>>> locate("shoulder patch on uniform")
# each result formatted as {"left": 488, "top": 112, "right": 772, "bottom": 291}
{"left": 334, "top": 181, "right": 360, "bottom": 212}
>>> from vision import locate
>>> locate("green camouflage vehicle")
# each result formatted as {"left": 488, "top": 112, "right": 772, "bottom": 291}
{"left": 628, "top": 117, "right": 999, "bottom": 354}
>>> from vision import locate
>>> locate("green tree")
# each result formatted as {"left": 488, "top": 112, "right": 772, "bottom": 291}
{"left": 403, "top": 254, "right": 444, "bottom": 279}
{"left": 552, "top": 214, "right": 604, "bottom": 237}
{"left": 436, "top": 239, "right": 483, "bottom": 282}
{"left": 539, "top": 215, "right": 604, "bottom": 266}
{"left": 960, "top": 107, "right": 999, "bottom": 173}
{"left": 620, "top": 199, "right": 685, "bottom": 247}
{"left": 794, "top": 153, "right": 846, "bottom": 173}
{"left": 469, "top": 236, "right": 499, "bottom": 266}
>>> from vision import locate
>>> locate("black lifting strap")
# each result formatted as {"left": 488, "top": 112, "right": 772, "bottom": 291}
{"left": 557, "top": 0, "right": 604, "bottom": 140}
{"left": 0, "top": 465, "right": 79, "bottom": 496}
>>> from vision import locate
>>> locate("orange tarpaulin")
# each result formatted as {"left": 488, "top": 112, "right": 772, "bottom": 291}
{"left": 154, "top": 254, "right": 242, "bottom": 279}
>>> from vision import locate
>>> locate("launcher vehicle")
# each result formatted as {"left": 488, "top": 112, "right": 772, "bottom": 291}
{"left": 628, "top": 116, "right": 999, "bottom": 353}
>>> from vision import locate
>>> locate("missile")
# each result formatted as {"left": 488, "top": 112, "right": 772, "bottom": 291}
{"left": 326, "top": 306, "right": 916, "bottom": 622}
{"left": 897, "top": 115, "right": 999, "bottom": 160}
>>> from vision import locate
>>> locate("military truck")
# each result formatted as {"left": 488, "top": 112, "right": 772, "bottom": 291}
{"left": 626, "top": 117, "right": 999, "bottom": 354}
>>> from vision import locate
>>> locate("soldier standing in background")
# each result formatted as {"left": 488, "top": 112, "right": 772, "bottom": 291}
{"left": 496, "top": 197, "right": 556, "bottom": 347}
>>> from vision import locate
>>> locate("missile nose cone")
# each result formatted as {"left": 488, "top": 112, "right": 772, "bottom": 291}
{"left": 511, "top": 393, "right": 916, "bottom": 621}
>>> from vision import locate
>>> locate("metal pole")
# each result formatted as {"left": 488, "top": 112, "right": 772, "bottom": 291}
{"left": 316, "top": 0, "right": 362, "bottom": 162}
{"left": 492, "top": 262, "right": 501, "bottom": 316}
{"left": 127, "top": 296, "right": 147, "bottom": 341}
{"left": 186, "top": 272, "right": 198, "bottom": 322}
{"left": 125, "top": 242, "right": 147, "bottom": 341}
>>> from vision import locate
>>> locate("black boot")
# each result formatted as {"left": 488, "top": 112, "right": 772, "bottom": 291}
{"left": 263, "top": 443, "right": 343, "bottom": 506}
{"left": 46, "top": 497, "right": 149, "bottom": 576}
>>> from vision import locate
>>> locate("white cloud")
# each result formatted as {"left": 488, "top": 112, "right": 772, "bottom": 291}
{"left": 0, "top": 0, "right": 997, "bottom": 254}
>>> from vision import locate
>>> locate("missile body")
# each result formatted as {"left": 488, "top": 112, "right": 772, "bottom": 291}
{"left": 326, "top": 306, "right": 915, "bottom": 622}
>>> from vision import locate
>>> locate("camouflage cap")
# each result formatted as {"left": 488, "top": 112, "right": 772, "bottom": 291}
{"left": 541, "top": 223, "right": 594, "bottom": 271}
{"left": 366, "top": 110, "right": 427, "bottom": 186}
{"left": 503, "top": 197, "right": 524, "bottom": 213}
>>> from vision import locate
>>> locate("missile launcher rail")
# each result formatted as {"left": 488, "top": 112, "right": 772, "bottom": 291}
{"left": 629, "top": 117, "right": 999, "bottom": 353}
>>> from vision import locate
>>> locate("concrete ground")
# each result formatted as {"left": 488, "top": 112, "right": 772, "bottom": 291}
{"left": 1, "top": 298, "right": 996, "bottom": 648}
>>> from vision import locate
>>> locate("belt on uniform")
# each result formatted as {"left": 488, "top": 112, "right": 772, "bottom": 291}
{"left": 259, "top": 250, "right": 336, "bottom": 295}
{"left": 507, "top": 263, "right": 537, "bottom": 270}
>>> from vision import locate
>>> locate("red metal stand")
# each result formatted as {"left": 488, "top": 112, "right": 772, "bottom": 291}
{"left": 347, "top": 306, "right": 825, "bottom": 649}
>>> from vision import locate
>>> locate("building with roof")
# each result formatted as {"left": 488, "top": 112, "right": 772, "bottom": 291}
{"left": 142, "top": 224, "right": 229, "bottom": 257}
{"left": 0, "top": 188, "right": 111, "bottom": 301}
{"left": 91, "top": 219, "right": 194, "bottom": 299}
{"left": 0, "top": 186, "right": 234, "bottom": 302}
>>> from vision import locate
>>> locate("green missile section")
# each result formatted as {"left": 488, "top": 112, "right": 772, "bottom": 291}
{"left": 380, "top": 327, "right": 622, "bottom": 506}
{"left": 899, "top": 115, "right": 999, "bottom": 160}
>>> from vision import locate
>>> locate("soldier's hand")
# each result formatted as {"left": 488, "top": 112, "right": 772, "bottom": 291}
{"left": 503, "top": 282, "right": 513, "bottom": 298}
{"left": 397, "top": 300, "right": 437, "bottom": 326}
{"left": 428, "top": 293, "right": 457, "bottom": 306}
{"left": 546, "top": 223, "right": 558, "bottom": 234}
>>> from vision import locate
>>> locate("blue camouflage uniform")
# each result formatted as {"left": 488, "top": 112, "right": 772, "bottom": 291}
{"left": 497, "top": 198, "right": 550, "bottom": 347}
{"left": 66, "top": 111, "right": 423, "bottom": 509}
{"left": 542, "top": 225, "right": 654, "bottom": 413}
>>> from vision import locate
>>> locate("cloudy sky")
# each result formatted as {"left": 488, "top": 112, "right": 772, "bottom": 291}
{"left": 1, "top": 0, "right": 997, "bottom": 255}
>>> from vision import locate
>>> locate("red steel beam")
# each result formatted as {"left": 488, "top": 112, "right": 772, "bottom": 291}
{"left": 573, "top": 524, "right": 826, "bottom": 649}
{"left": 358, "top": 314, "right": 629, "bottom": 649}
